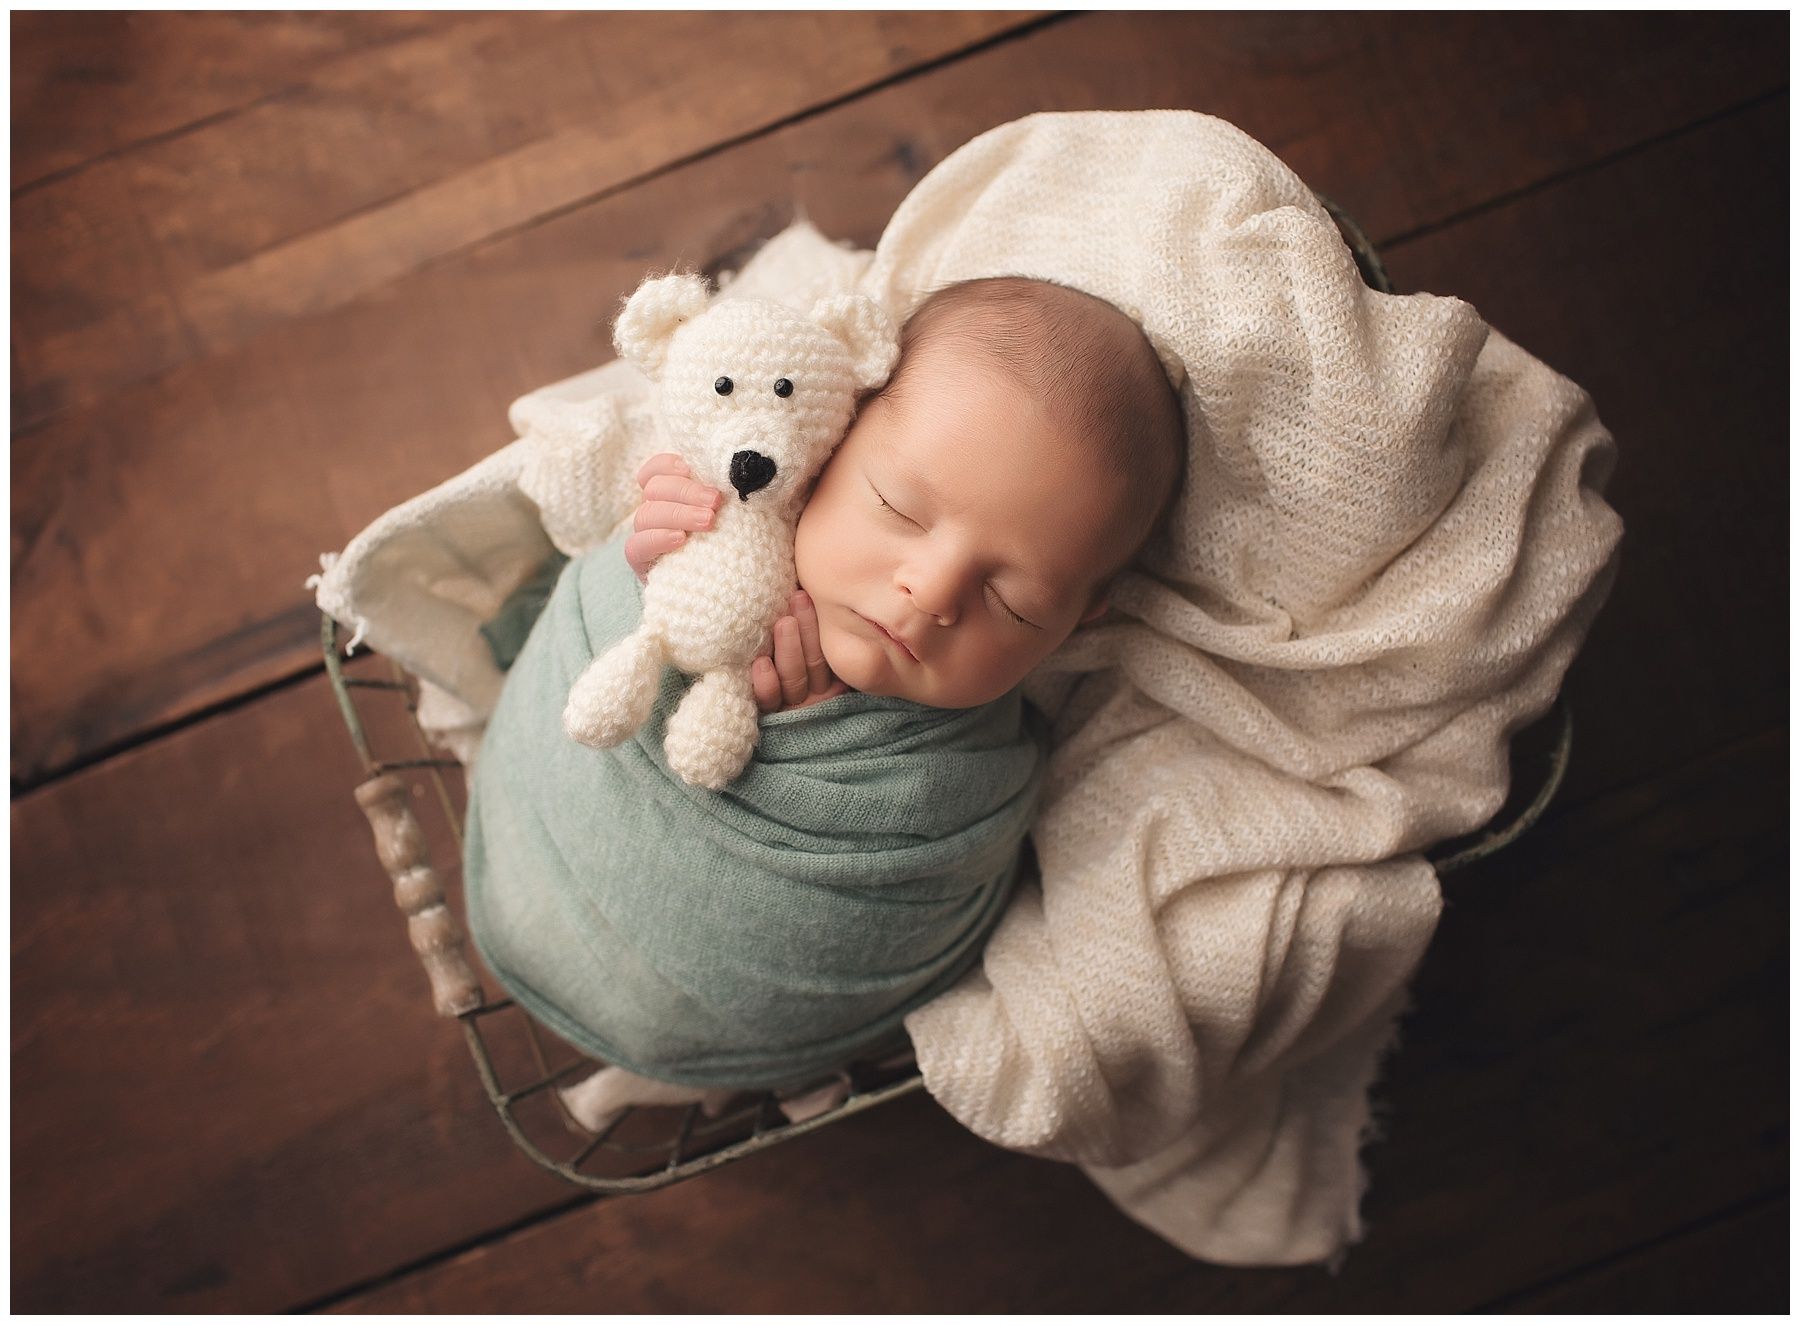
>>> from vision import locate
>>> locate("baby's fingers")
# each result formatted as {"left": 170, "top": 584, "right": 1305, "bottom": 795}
{"left": 635, "top": 452, "right": 691, "bottom": 490}
{"left": 642, "top": 473, "right": 723, "bottom": 510}
{"left": 772, "top": 616, "right": 810, "bottom": 708}
{"left": 789, "top": 591, "right": 832, "bottom": 696}
{"left": 751, "top": 653, "right": 782, "bottom": 713}
{"left": 624, "top": 528, "right": 685, "bottom": 582}
{"left": 633, "top": 500, "right": 716, "bottom": 533}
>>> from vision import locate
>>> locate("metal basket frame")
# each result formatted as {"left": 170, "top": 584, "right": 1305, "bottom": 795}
{"left": 323, "top": 196, "right": 1574, "bottom": 1195}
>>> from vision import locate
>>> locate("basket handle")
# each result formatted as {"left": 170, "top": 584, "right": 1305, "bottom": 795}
{"left": 354, "top": 773, "right": 485, "bottom": 1016}
{"left": 1432, "top": 696, "right": 1575, "bottom": 876}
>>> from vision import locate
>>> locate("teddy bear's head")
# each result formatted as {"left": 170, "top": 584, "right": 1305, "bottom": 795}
{"left": 613, "top": 272, "right": 898, "bottom": 510}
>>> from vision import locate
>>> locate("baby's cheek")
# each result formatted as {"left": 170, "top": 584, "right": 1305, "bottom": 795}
{"left": 933, "top": 640, "right": 1033, "bottom": 710}
{"left": 817, "top": 618, "right": 890, "bottom": 697}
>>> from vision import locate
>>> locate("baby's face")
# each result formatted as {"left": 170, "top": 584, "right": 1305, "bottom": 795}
{"left": 793, "top": 351, "right": 1130, "bottom": 708}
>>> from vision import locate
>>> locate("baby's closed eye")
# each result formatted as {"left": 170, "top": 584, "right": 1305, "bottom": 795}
{"left": 874, "top": 488, "right": 913, "bottom": 524}
{"left": 986, "top": 585, "right": 1035, "bottom": 628}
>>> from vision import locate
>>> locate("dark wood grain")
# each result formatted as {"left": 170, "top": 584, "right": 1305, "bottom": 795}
{"left": 1150, "top": 726, "right": 1785, "bottom": 1312}
{"left": 1383, "top": 96, "right": 1789, "bottom": 812}
{"left": 1478, "top": 1195, "right": 1788, "bottom": 1313}
{"left": 322, "top": 728, "right": 1783, "bottom": 1311}
{"left": 11, "top": 11, "right": 461, "bottom": 188}
{"left": 11, "top": 666, "right": 575, "bottom": 1312}
{"left": 11, "top": 12, "right": 1787, "bottom": 1315}
{"left": 11, "top": 11, "right": 1784, "bottom": 787}
{"left": 11, "top": 10, "right": 1036, "bottom": 428}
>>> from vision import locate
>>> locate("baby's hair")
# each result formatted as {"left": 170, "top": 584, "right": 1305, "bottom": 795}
{"left": 876, "top": 276, "right": 1186, "bottom": 592}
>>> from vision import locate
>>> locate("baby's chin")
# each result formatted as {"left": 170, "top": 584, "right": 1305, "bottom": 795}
{"left": 818, "top": 623, "right": 909, "bottom": 700}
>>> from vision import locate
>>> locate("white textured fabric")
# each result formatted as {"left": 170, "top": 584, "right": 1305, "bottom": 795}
{"left": 311, "top": 439, "right": 548, "bottom": 718}
{"left": 870, "top": 111, "right": 1622, "bottom": 1266}
{"left": 313, "top": 112, "right": 1622, "bottom": 1266}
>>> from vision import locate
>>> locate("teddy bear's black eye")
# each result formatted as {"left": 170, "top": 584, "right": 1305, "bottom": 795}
{"left": 714, "top": 376, "right": 733, "bottom": 396}
{"left": 772, "top": 378, "right": 793, "bottom": 398}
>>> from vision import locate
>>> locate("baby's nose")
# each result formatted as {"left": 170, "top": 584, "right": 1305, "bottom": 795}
{"left": 728, "top": 450, "right": 776, "bottom": 501}
{"left": 896, "top": 567, "right": 958, "bottom": 627}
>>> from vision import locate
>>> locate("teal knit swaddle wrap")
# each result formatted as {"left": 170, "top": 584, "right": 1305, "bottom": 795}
{"left": 464, "top": 538, "right": 1050, "bottom": 1090}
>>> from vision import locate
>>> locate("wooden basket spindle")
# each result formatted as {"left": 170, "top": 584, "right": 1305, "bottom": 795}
{"left": 354, "top": 773, "right": 484, "bottom": 1016}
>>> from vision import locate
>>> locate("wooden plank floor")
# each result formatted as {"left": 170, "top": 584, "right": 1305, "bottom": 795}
{"left": 12, "top": 12, "right": 1788, "bottom": 1312}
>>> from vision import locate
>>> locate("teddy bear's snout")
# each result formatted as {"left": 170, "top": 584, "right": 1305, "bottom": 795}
{"left": 728, "top": 449, "right": 777, "bottom": 501}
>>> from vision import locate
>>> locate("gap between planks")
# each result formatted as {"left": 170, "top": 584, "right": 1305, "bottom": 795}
{"left": 1378, "top": 85, "right": 1789, "bottom": 252}
{"left": 8, "top": 657, "right": 323, "bottom": 802}
{"left": 1469, "top": 1187, "right": 1789, "bottom": 1313}
{"left": 359, "top": 14, "right": 1067, "bottom": 288}
{"left": 291, "top": 1190, "right": 598, "bottom": 1316}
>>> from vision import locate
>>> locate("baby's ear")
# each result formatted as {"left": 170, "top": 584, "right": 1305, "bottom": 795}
{"left": 809, "top": 294, "right": 899, "bottom": 392}
{"left": 613, "top": 272, "right": 711, "bottom": 381}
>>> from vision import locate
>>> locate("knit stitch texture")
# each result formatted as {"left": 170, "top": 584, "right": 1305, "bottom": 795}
{"left": 863, "top": 111, "right": 1622, "bottom": 1265}
{"left": 312, "top": 111, "right": 1622, "bottom": 1267}
{"left": 554, "top": 273, "right": 897, "bottom": 788}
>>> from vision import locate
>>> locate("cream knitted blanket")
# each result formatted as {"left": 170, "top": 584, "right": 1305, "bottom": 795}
{"left": 313, "top": 111, "right": 1622, "bottom": 1266}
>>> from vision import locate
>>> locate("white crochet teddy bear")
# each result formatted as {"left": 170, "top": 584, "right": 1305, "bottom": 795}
{"left": 561, "top": 272, "right": 898, "bottom": 788}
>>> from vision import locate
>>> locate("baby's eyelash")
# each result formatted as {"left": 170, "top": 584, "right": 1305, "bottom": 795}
{"left": 986, "top": 584, "right": 1035, "bottom": 628}
{"left": 872, "top": 480, "right": 1034, "bottom": 627}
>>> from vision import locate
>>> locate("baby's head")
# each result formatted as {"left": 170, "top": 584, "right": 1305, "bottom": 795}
{"left": 793, "top": 276, "right": 1185, "bottom": 708}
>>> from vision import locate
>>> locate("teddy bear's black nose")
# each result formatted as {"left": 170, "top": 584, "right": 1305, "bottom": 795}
{"left": 729, "top": 450, "right": 777, "bottom": 501}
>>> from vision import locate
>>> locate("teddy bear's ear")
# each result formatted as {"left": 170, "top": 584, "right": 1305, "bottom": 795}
{"left": 613, "top": 272, "right": 711, "bottom": 380}
{"left": 808, "top": 294, "right": 900, "bottom": 393}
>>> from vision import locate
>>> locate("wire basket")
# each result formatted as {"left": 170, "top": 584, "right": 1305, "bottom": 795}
{"left": 322, "top": 197, "right": 1573, "bottom": 1196}
{"left": 324, "top": 628, "right": 1573, "bottom": 1195}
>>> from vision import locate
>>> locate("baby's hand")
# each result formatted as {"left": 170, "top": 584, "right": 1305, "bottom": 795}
{"left": 625, "top": 452, "right": 724, "bottom": 583}
{"left": 753, "top": 590, "right": 848, "bottom": 713}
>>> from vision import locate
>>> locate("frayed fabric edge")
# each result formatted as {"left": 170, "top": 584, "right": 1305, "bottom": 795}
{"left": 304, "top": 551, "right": 367, "bottom": 655}
{"left": 1322, "top": 982, "right": 1420, "bottom": 1276}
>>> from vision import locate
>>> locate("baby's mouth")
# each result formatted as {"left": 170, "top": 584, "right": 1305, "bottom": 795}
{"left": 855, "top": 610, "right": 919, "bottom": 662}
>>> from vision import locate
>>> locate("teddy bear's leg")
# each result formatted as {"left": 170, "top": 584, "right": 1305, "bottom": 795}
{"left": 775, "top": 1070, "right": 854, "bottom": 1124}
{"left": 663, "top": 666, "right": 760, "bottom": 790}
{"left": 563, "top": 623, "right": 664, "bottom": 748}
{"left": 559, "top": 1064, "right": 739, "bottom": 1134}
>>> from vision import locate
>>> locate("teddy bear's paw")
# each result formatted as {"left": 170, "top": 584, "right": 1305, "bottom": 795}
{"left": 775, "top": 1071, "right": 854, "bottom": 1124}
{"left": 664, "top": 668, "right": 759, "bottom": 789}
{"left": 563, "top": 628, "right": 663, "bottom": 748}
{"left": 559, "top": 1065, "right": 739, "bottom": 1134}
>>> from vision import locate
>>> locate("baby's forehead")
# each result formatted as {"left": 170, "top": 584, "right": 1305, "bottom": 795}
{"left": 885, "top": 278, "right": 1183, "bottom": 575}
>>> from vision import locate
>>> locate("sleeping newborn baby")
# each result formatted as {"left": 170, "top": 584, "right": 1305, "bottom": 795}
{"left": 464, "top": 275, "right": 1183, "bottom": 1129}
{"left": 637, "top": 276, "right": 1184, "bottom": 711}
